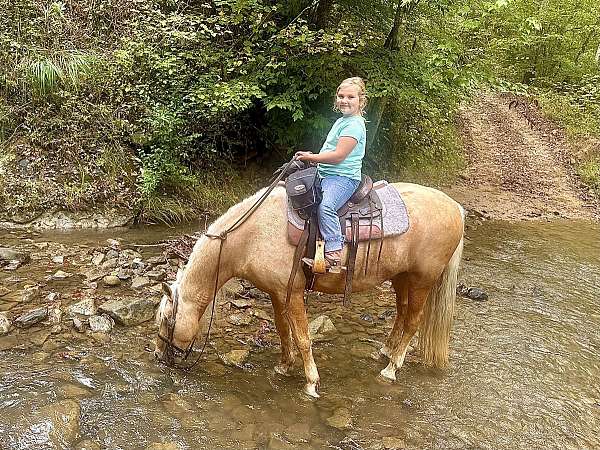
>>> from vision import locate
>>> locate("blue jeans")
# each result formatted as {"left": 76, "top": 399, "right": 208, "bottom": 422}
{"left": 318, "top": 175, "right": 360, "bottom": 253}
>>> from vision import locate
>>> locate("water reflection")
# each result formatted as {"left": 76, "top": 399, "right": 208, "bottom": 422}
{"left": 1, "top": 220, "right": 599, "bottom": 449}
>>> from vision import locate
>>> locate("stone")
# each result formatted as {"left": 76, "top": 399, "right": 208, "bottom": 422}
{"left": 84, "top": 269, "right": 105, "bottom": 282}
{"left": 0, "top": 312, "right": 12, "bottom": 335}
{"left": 98, "top": 297, "right": 160, "bottom": 326}
{"left": 106, "top": 238, "right": 121, "bottom": 249}
{"left": 73, "top": 317, "right": 85, "bottom": 332}
{"left": 52, "top": 270, "right": 72, "bottom": 280}
{"left": 117, "top": 268, "right": 131, "bottom": 280}
{"left": 250, "top": 308, "right": 273, "bottom": 322}
{"left": 59, "top": 383, "right": 92, "bottom": 399}
{"left": 222, "top": 278, "right": 245, "bottom": 297}
{"left": 229, "top": 298, "right": 253, "bottom": 308}
{"left": 46, "top": 292, "right": 60, "bottom": 302}
{"left": 0, "top": 247, "right": 30, "bottom": 263}
{"left": 326, "top": 408, "right": 352, "bottom": 429}
{"left": 14, "top": 306, "right": 48, "bottom": 327}
{"left": 48, "top": 303, "right": 62, "bottom": 324}
{"left": 68, "top": 298, "right": 97, "bottom": 316}
{"left": 91, "top": 252, "right": 105, "bottom": 266}
{"left": 101, "top": 258, "right": 118, "bottom": 270}
{"left": 52, "top": 255, "right": 64, "bottom": 264}
{"left": 88, "top": 314, "right": 114, "bottom": 333}
{"left": 34, "top": 242, "right": 49, "bottom": 249}
{"left": 131, "top": 276, "right": 151, "bottom": 289}
{"left": 103, "top": 275, "right": 121, "bottom": 287}
{"left": 21, "top": 285, "right": 42, "bottom": 302}
{"left": 0, "top": 285, "right": 9, "bottom": 297}
{"left": 309, "top": 315, "right": 336, "bottom": 337}
{"left": 220, "top": 349, "right": 250, "bottom": 367}
{"left": 466, "top": 287, "right": 489, "bottom": 301}
{"left": 226, "top": 312, "right": 252, "bottom": 326}
{"left": 382, "top": 437, "right": 406, "bottom": 449}
{"left": 146, "top": 270, "right": 166, "bottom": 281}
{"left": 32, "top": 400, "right": 81, "bottom": 448}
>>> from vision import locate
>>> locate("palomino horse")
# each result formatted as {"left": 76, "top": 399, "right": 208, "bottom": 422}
{"left": 155, "top": 182, "right": 464, "bottom": 398}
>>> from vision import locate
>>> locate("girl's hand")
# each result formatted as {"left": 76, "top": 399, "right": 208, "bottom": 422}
{"left": 295, "top": 151, "right": 315, "bottom": 162}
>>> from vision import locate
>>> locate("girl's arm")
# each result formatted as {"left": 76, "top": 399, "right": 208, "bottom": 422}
{"left": 296, "top": 136, "right": 357, "bottom": 165}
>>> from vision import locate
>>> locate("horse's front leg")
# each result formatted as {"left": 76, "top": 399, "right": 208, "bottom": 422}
{"left": 284, "top": 290, "right": 320, "bottom": 398}
{"left": 270, "top": 292, "right": 295, "bottom": 376}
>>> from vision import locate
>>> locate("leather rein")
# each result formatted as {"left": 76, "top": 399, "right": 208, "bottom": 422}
{"left": 157, "top": 157, "right": 299, "bottom": 370}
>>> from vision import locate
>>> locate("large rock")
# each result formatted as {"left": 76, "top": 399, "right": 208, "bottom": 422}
{"left": 98, "top": 297, "right": 160, "bottom": 325}
{"left": 309, "top": 315, "right": 337, "bottom": 341}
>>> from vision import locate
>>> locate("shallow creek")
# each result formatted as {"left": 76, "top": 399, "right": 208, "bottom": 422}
{"left": 1, "top": 220, "right": 599, "bottom": 449}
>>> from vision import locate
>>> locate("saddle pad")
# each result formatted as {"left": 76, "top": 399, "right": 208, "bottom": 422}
{"left": 287, "top": 181, "right": 410, "bottom": 245}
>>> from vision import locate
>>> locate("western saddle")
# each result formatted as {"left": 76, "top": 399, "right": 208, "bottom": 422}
{"left": 284, "top": 167, "right": 383, "bottom": 307}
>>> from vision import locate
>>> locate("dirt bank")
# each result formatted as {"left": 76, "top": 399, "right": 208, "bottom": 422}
{"left": 445, "top": 93, "right": 599, "bottom": 222}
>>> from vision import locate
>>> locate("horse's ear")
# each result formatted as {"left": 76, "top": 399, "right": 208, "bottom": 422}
{"left": 162, "top": 282, "right": 173, "bottom": 300}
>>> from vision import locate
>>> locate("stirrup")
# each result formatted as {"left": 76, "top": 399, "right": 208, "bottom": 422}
{"left": 302, "top": 257, "right": 345, "bottom": 274}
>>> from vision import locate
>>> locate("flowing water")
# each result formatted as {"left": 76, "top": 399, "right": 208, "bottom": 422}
{"left": 0, "top": 220, "right": 599, "bottom": 449}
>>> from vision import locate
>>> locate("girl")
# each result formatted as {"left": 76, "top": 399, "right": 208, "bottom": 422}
{"left": 295, "top": 77, "right": 367, "bottom": 272}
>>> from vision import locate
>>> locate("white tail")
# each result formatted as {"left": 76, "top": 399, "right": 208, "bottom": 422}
{"left": 419, "top": 236, "right": 463, "bottom": 367}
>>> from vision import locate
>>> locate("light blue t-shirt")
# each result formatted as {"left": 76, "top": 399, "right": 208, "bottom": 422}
{"left": 317, "top": 115, "right": 366, "bottom": 181}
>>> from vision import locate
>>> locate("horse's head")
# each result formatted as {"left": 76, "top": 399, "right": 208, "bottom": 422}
{"left": 154, "top": 269, "right": 199, "bottom": 365}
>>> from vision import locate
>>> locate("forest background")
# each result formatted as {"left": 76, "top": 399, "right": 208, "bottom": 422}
{"left": 0, "top": 0, "right": 598, "bottom": 224}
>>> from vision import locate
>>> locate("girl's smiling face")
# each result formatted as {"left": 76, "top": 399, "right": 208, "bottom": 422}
{"left": 336, "top": 85, "right": 361, "bottom": 116}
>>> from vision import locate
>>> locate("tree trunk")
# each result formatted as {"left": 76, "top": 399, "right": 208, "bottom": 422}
{"left": 366, "top": 97, "right": 388, "bottom": 152}
{"left": 313, "top": 0, "right": 334, "bottom": 29}
{"left": 384, "top": 2, "right": 404, "bottom": 50}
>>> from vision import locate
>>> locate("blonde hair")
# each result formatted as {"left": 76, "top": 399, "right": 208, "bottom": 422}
{"left": 333, "top": 77, "right": 368, "bottom": 115}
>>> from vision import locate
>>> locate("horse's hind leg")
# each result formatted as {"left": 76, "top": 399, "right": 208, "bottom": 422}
{"left": 380, "top": 284, "right": 431, "bottom": 382}
{"left": 284, "top": 291, "right": 320, "bottom": 398}
{"left": 380, "top": 273, "right": 409, "bottom": 358}
{"left": 270, "top": 293, "right": 296, "bottom": 376}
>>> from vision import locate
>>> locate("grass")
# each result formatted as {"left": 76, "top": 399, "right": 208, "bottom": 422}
{"left": 539, "top": 91, "right": 600, "bottom": 196}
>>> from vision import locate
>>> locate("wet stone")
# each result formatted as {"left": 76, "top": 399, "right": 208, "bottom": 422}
{"left": 326, "top": 408, "right": 353, "bottom": 429}
{"left": 98, "top": 297, "right": 159, "bottom": 325}
{"left": 52, "top": 255, "right": 64, "bottom": 264}
{"left": 267, "top": 434, "right": 296, "bottom": 450}
{"left": 73, "top": 317, "right": 85, "bottom": 332}
{"left": 31, "top": 399, "right": 81, "bottom": 448}
{"left": 15, "top": 306, "right": 48, "bottom": 328}
{"left": 146, "top": 270, "right": 166, "bottom": 281}
{"left": 222, "top": 278, "right": 245, "bottom": 297}
{"left": 0, "top": 285, "right": 9, "bottom": 297}
{"left": 117, "top": 268, "right": 132, "bottom": 280}
{"left": 22, "top": 285, "right": 42, "bottom": 302}
{"left": 0, "top": 335, "right": 19, "bottom": 351}
{"left": 220, "top": 349, "right": 250, "bottom": 367}
{"left": 309, "top": 315, "right": 336, "bottom": 338}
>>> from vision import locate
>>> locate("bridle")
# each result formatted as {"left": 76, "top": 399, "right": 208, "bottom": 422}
{"left": 156, "top": 157, "right": 299, "bottom": 370}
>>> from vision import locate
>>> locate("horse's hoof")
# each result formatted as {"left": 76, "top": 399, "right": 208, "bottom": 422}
{"left": 274, "top": 363, "right": 292, "bottom": 376}
{"left": 378, "top": 367, "right": 396, "bottom": 383}
{"left": 303, "top": 383, "right": 320, "bottom": 399}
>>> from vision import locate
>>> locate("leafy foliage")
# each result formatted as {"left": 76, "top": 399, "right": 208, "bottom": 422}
{"left": 0, "top": 0, "right": 598, "bottom": 220}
